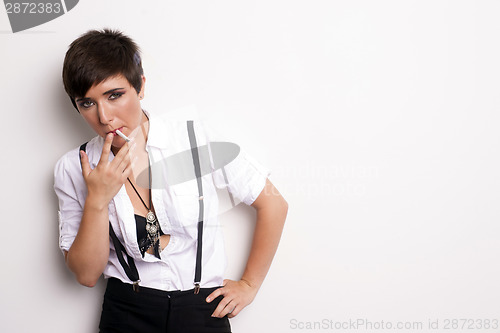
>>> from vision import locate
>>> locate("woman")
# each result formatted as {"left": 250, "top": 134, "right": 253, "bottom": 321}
{"left": 54, "top": 28, "right": 288, "bottom": 332}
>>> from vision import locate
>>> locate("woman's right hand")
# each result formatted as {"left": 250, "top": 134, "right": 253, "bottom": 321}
{"left": 80, "top": 133, "right": 136, "bottom": 205}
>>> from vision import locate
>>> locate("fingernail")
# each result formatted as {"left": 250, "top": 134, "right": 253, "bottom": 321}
{"left": 206, "top": 297, "right": 211, "bottom": 302}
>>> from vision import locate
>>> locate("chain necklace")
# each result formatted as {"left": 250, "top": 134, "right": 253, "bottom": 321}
{"left": 127, "top": 158, "right": 161, "bottom": 258}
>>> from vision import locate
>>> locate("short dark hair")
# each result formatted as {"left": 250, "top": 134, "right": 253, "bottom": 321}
{"left": 62, "top": 28, "right": 144, "bottom": 111}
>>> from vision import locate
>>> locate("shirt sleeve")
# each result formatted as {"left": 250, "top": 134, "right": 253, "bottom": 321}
{"left": 53, "top": 149, "right": 86, "bottom": 254}
{"left": 197, "top": 121, "right": 271, "bottom": 206}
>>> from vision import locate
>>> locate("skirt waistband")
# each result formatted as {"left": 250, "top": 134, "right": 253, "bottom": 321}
{"left": 106, "top": 278, "right": 221, "bottom": 299}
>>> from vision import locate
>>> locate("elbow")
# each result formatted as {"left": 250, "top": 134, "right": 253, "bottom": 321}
{"left": 71, "top": 263, "right": 102, "bottom": 287}
{"left": 276, "top": 197, "right": 288, "bottom": 226}
{"left": 67, "top": 258, "right": 101, "bottom": 288}
{"left": 76, "top": 274, "right": 99, "bottom": 288}
{"left": 66, "top": 249, "right": 105, "bottom": 288}
{"left": 281, "top": 197, "right": 288, "bottom": 216}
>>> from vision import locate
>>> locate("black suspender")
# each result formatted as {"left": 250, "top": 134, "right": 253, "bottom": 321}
{"left": 78, "top": 120, "right": 205, "bottom": 293}
{"left": 187, "top": 120, "right": 204, "bottom": 294}
{"left": 108, "top": 224, "right": 141, "bottom": 291}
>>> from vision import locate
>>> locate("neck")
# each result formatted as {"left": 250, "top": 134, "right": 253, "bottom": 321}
{"left": 111, "top": 110, "right": 150, "bottom": 156}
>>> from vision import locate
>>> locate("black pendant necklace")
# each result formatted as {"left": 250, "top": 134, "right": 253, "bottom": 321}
{"left": 127, "top": 158, "right": 161, "bottom": 258}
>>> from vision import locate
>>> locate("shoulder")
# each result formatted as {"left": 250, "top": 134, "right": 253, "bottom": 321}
{"left": 54, "top": 147, "right": 81, "bottom": 179}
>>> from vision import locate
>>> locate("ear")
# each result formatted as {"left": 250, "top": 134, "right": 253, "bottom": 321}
{"left": 139, "top": 75, "right": 146, "bottom": 99}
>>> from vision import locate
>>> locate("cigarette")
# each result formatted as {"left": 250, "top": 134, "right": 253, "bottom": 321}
{"left": 115, "top": 129, "right": 131, "bottom": 142}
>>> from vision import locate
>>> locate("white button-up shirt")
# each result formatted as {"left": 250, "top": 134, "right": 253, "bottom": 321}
{"left": 54, "top": 111, "right": 270, "bottom": 291}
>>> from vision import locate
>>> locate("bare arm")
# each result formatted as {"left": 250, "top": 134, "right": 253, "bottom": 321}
{"left": 64, "top": 194, "right": 111, "bottom": 287}
{"left": 65, "top": 133, "right": 135, "bottom": 287}
{"left": 242, "top": 178, "right": 288, "bottom": 290}
{"left": 207, "top": 178, "right": 288, "bottom": 317}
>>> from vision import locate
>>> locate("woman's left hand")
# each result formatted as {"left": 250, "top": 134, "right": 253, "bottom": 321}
{"left": 206, "top": 279, "right": 259, "bottom": 318}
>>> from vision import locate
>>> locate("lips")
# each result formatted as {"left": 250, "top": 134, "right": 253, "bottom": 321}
{"left": 108, "top": 127, "right": 123, "bottom": 135}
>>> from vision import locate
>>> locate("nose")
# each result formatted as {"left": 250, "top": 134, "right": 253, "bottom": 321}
{"left": 97, "top": 102, "right": 112, "bottom": 125}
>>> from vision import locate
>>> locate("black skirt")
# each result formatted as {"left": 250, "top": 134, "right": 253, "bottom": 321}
{"left": 99, "top": 278, "right": 232, "bottom": 333}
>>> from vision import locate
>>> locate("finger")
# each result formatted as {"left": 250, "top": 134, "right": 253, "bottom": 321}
{"left": 99, "top": 133, "right": 114, "bottom": 164}
{"left": 219, "top": 301, "right": 236, "bottom": 318}
{"left": 111, "top": 141, "right": 136, "bottom": 171}
{"left": 211, "top": 295, "right": 233, "bottom": 318}
{"left": 214, "top": 299, "right": 237, "bottom": 318}
{"left": 80, "top": 150, "right": 91, "bottom": 178}
{"left": 227, "top": 305, "right": 240, "bottom": 318}
{"left": 206, "top": 287, "right": 223, "bottom": 303}
{"left": 115, "top": 146, "right": 133, "bottom": 173}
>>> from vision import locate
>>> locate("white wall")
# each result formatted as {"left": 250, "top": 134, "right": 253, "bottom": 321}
{"left": 2, "top": 1, "right": 500, "bottom": 332}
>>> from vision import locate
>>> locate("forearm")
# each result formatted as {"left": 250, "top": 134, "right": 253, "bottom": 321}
{"left": 66, "top": 195, "right": 110, "bottom": 287}
{"left": 242, "top": 194, "right": 288, "bottom": 290}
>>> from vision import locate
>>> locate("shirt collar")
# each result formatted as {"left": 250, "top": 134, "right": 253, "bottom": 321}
{"left": 144, "top": 109, "right": 170, "bottom": 149}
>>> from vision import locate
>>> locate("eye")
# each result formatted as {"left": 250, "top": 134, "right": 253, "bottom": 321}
{"left": 109, "top": 92, "right": 124, "bottom": 100}
{"left": 79, "top": 100, "right": 94, "bottom": 109}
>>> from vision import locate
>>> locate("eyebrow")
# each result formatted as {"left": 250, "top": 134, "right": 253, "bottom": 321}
{"left": 75, "top": 88, "right": 125, "bottom": 102}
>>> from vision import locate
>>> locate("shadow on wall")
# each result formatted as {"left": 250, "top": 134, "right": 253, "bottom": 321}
{"left": 49, "top": 86, "right": 105, "bottom": 326}
{"left": 49, "top": 171, "right": 106, "bottom": 328}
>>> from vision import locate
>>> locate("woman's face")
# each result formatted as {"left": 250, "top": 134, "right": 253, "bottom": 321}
{"left": 75, "top": 74, "right": 146, "bottom": 149}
